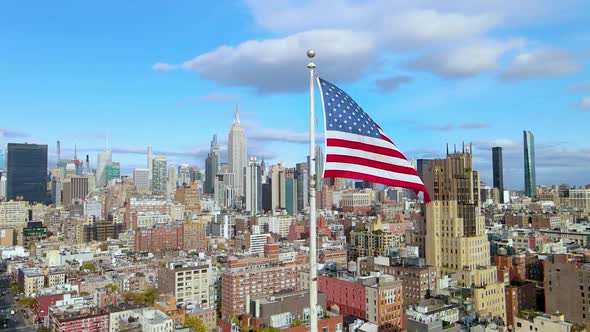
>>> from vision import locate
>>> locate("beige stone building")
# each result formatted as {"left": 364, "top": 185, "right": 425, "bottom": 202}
{"left": 423, "top": 151, "right": 506, "bottom": 322}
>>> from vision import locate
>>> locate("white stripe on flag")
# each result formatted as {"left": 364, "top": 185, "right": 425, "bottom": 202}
{"left": 326, "top": 146, "right": 414, "bottom": 168}
{"left": 324, "top": 162, "right": 424, "bottom": 184}
{"left": 326, "top": 130, "right": 401, "bottom": 152}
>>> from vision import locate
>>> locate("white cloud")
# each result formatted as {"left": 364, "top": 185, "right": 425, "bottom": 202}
{"left": 153, "top": 29, "right": 376, "bottom": 94}
{"left": 154, "top": 0, "right": 581, "bottom": 91}
{"left": 501, "top": 49, "right": 582, "bottom": 81}
{"left": 244, "top": 0, "right": 549, "bottom": 35}
{"left": 408, "top": 39, "right": 525, "bottom": 78}
{"left": 380, "top": 10, "right": 500, "bottom": 49}
{"left": 578, "top": 97, "right": 590, "bottom": 110}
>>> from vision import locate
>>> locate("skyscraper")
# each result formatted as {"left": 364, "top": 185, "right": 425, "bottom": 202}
{"left": 167, "top": 165, "right": 177, "bottom": 200}
{"left": 96, "top": 150, "right": 112, "bottom": 188}
{"left": 245, "top": 158, "right": 262, "bottom": 215}
{"left": 492, "top": 147, "right": 504, "bottom": 202}
{"left": 295, "top": 162, "right": 308, "bottom": 212}
{"left": 423, "top": 148, "right": 506, "bottom": 321}
{"left": 7, "top": 143, "right": 48, "bottom": 203}
{"left": 270, "top": 164, "right": 285, "bottom": 211}
{"left": 152, "top": 156, "right": 167, "bottom": 195}
{"left": 133, "top": 168, "right": 150, "bottom": 191}
{"left": 228, "top": 108, "right": 247, "bottom": 198}
{"left": 523, "top": 130, "right": 536, "bottom": 198}
{"left": 177, "top": 164, "right": 191, "bottom": 186}
{"left": 204, "top": 135, "right": 220, "bottom": 194}
{"left": 105, "top": 162, "right": 120, "bottom": 182}
{"left": 147, "top": 145, "right": 153, "bottom": 182}
{"left": 285, "top": 168, "right": 297, "bottom": 215}
{"left": 189, "top": 166, "right": 202, "bottom": 183}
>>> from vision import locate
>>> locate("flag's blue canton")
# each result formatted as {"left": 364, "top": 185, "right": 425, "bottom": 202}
{"left": 319, "top": 78, "right": 381, "bottom": 139}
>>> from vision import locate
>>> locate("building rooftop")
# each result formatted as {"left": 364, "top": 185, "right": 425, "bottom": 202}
{"left": 107, "top": 302, "right": 145, "bottom": 313}
{"left": 37, "top": 284, "right": 79, "bottom": 296}
{"left": 21, "top": 268, "right": 43, "bottom": 278}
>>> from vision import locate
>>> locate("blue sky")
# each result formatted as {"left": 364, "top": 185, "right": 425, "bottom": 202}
{"left": 1, "top": 0, "right": 589, "bottom": 190}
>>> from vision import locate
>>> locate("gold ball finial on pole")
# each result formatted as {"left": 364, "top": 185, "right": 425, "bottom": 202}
{"left": 307, "top": 49, "right": 316, "bottom": 58}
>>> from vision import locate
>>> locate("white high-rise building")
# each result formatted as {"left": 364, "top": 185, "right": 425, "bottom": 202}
{"left": 177, "top": 164, "right": 190, "bottom": 186}
{"left": 147, "top": 146, "right": 153, "bottom": 182}
{"left": 152, "top": 157, "right": 167, "bottom": 196}
{"left": 228, "top": 108, "right": 247, "bottom": 199}
{"left": 96, "top": 150, "right": 112, "bottom": 188}
{"left": 245, "top": 158, "right": 262, "bottom": 215}
{"left": 167, "top": 165, "right": 177, "bottom": 200}
{"left": 133, "top": 168, "right": 150, "bottom": 191}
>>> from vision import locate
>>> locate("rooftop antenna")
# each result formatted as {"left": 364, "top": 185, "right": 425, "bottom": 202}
{"left": 462, "top": 141, "right": 465, "bottom": 153}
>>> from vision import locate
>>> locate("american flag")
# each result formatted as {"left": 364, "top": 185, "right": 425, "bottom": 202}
{"left": 318, "top": 77, "right": 430, "bottom": 202}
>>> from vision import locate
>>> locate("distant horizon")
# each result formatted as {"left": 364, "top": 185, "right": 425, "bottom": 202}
{"left": 1, "top": 1, "right": 588, "bottom": 190}
{"left": 3, "top": 134, "right": 588, "bottom": 192}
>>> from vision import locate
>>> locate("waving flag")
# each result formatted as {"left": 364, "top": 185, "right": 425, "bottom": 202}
{"left": 318, "top": 77, "right": 430, "bottom": 202}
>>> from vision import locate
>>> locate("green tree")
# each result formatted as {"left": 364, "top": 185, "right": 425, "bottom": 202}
{"left": 17, "top": 297, "right": 37, "bottom": 308}
{"left": 105, "top": 283, "right": 119, "bottom": 292}
{"left": 80, "top": 261, "right": 96, "bottom": 273}
{"left": 9, "top": 282, "right": 18, "bottom": 295}
{"left": 291, "top": 320, "right": 302, "bottom": 327}
{"left": 99, "top": 243, "right": 108, "bottom": 251}
{"left": 123, "top": 288, "right": 159, "bottom": 306}
{"left": 185, "top": 316, "right": 208, "bottom": 332}
{"left": 37, "top": 327, "right": 50, "bottom": 332}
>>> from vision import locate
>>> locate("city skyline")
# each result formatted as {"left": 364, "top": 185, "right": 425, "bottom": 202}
{"left": 1, "top": 1, "right": 589, "bottom": 190}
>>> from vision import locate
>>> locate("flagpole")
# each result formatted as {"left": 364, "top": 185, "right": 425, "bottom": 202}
{"left": 307, "top": 49, "right": 318, "bottom": 332}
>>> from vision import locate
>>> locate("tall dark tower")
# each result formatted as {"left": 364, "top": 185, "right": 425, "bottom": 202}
{"left": 6, "top": 143, "right": 48, "bottom": 203}
{"left": 492, "top": 147, "right": 504, "bottom": 202}
{"left": 523, "top": 130, "right": 536, "bottom": 198}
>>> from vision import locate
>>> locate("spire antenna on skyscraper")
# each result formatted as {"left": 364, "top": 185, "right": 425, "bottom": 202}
{"left": 234, "top": 104, "right": 240, "bottom": 126}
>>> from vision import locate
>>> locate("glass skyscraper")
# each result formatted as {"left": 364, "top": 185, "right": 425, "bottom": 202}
{"left": 492, "top": 147, "right": 504, "bottom": 191}
{"left": 6, "top": 143, "right": 48, "bottom": 203}
{"left": 523, "top": 130, "right": 536, "bottom": 198}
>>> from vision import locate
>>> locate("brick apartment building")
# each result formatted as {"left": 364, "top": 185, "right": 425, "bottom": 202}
{"left": 221, "top": 245, "right": 308, "bottom": 318}
{"left": 319, "top": 273, "right": 404, "bottom": 332}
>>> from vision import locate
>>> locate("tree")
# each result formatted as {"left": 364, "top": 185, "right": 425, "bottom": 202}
{"left": 105, "top": 283, "right": 119, "bottom": 292}
{"left": 99, "top": 243, "right": 108, "bottom": 251}
{"left": 37, "top": 327, "right": 50, "bottom": 332}
{"left": 17, "top": 297, "right": 37, "bottom": 308}
{"left": 9, "top": 282, "right": 18, "bottom": 295}
{"left": 80, "top": 261, "right": 96, "bottom": 273}
{"left": 123, "top": 288, "right": 159, "bottom": 306}
{"left": 185, "top": 316, "right": 208, "bottom": 332}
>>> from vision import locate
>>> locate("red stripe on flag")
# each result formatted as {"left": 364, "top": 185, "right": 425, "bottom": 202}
{"left": 326, "top": 154, "right": 418, "bottom": 176}
{"left": 326, "top": 138, "right": 406, "bottom": 160}
{"left": 380, "top": 134, "right": 395, "bottom": 145}
{"left": 324, "top": 169, "right": 431, "bottom": 203}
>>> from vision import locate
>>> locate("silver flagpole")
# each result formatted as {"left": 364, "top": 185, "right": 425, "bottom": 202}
{"left": 307, "top": 49, "right": 318, "bottom": 332}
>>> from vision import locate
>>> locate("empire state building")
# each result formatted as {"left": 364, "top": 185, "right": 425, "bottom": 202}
{"left": 228, "top": 107, "right": 247, "bottom": 200}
